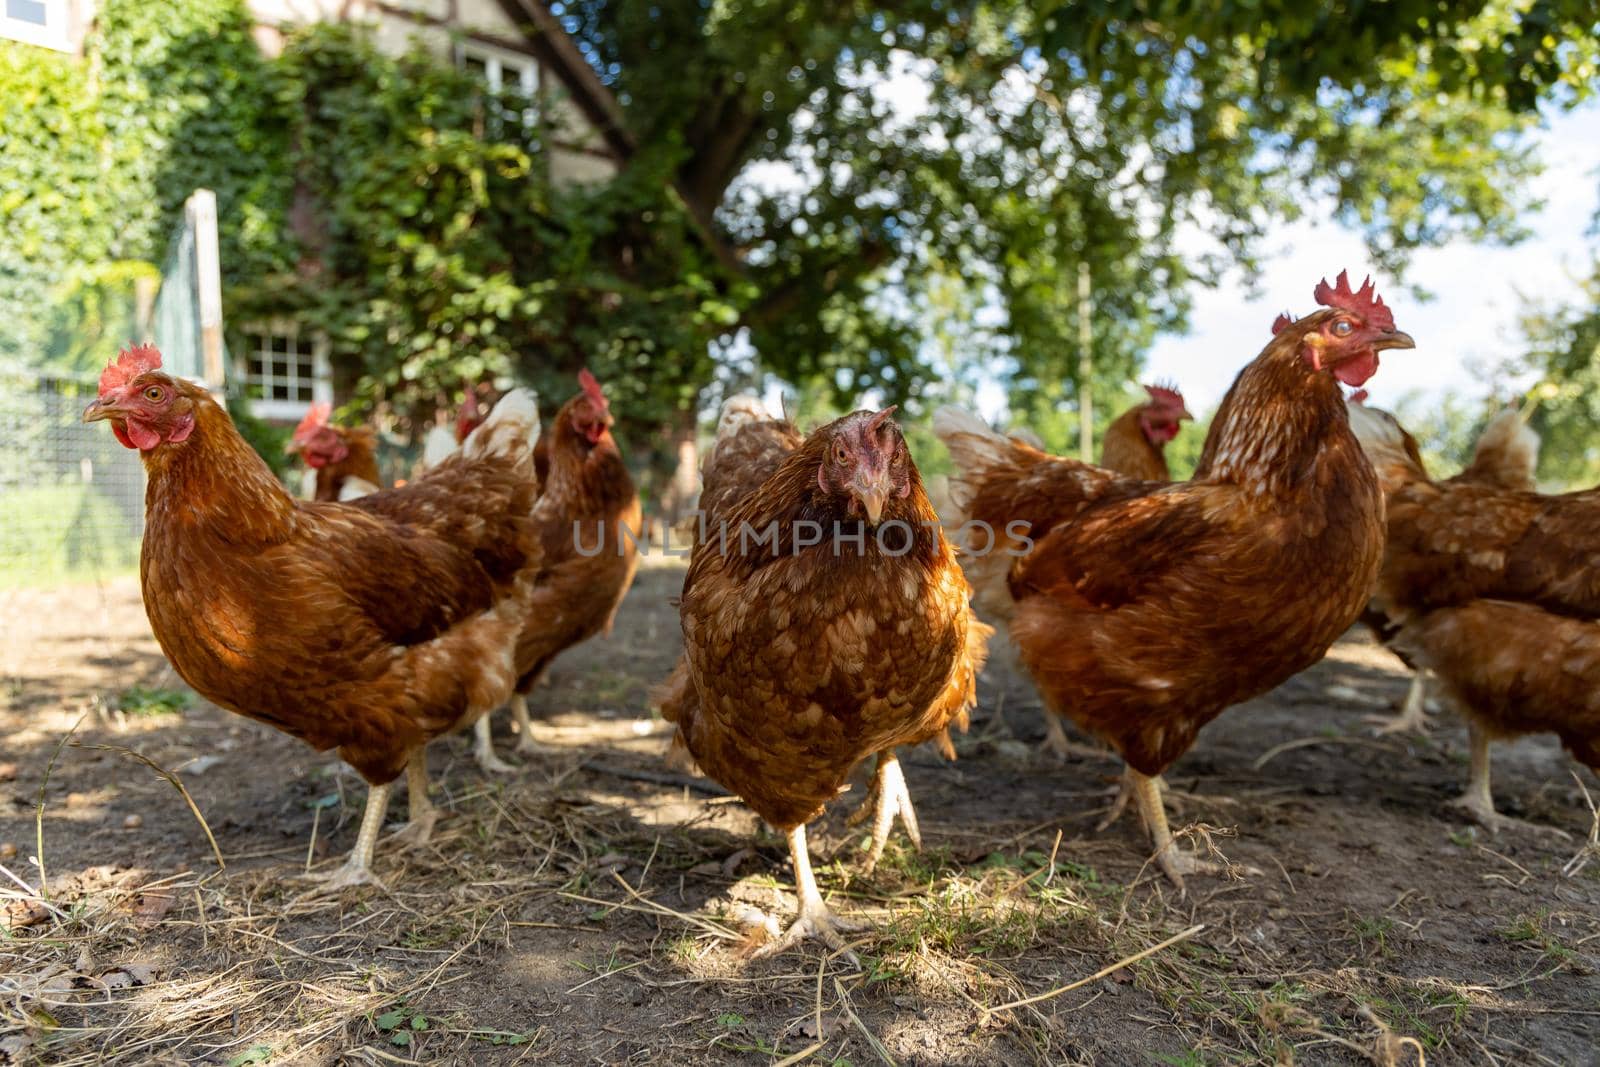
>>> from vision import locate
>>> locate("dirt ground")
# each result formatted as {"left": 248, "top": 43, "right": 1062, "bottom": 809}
{"left": 2, "top": 558, "right": 1597, "bottom": 1066}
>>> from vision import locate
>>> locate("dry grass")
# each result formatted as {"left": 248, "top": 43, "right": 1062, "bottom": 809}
{"left": 4, "top": 573, "right": 1598, "bottom": 1065}
{"left": 6, "top": 749, "right": 1593, "bottom": 1067}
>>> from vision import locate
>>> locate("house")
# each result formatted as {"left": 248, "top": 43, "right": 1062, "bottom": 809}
{"left": 3, "top": 0, "right": 631, "bottom": 425}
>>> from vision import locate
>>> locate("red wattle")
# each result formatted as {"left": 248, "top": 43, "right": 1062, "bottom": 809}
{"left": 125, "top": 419, "right": 162, "bottom": 450}
{"left": 1334, "top": 350, "right": 1380, "bottom": 387}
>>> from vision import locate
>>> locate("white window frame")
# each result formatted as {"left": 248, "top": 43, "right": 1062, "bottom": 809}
{"left": 457, "top": 39, "right": 539, "bottom": 100}
{"left": 236, "top": 322, "right": 332, "bottom": 422}
{"left": 0, "top": 0, "right": 71, "bottom": 52}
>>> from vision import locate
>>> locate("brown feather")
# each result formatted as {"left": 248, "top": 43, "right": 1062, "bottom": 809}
{"left": 133, "top": 378, "right": 540, "bottom": 785}
{"left": 942, "top": 309, "right": 1385, "bottom": 778}
{"left": 660, "top": 410, "right": 990, "bottom": 829}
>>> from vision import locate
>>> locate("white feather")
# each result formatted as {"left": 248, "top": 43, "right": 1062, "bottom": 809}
{"left": 419, "top": 425, "right": 458, "bottom": 472}
{"left": 463, "top": 388, "right": 540, "bottom": 466}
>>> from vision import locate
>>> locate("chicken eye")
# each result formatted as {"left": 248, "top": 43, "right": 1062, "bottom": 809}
{"left": 1332, "top": 320, "right": 1353, "bottom": 337}
{"left": 834, "top": 442, "right": 850, "bottom": 464}
{"left": 143, "top": 386, "right": 164, "bottom": 402}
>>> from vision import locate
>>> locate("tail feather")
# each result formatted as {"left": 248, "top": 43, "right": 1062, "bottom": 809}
{"left": 419, "top": 424, "right": 458, "bottom": 471}
{"left": 710, "top": 394, "right": 770, "bottom": 465}
{"left": 933, "top": 406, "right": 1019, "bottom": 520}
{"left": 1461, "top": 408, "right": 1540, "bottom": 490}
{"left": 463, "top": 388, "right": 541, "bottom": 475}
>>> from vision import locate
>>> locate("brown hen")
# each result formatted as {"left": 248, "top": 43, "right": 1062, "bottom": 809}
{"left": 658, "top": 398, "right": 989, "bottom": 955}
{"left": 1349, "top": 402, "right": 1598, "bottom": 833}
{"left": 286, "top": 402, "right": 383, "bottom": 502}
{"left": 937, "top": 272, "right": 1413, "bottom": 887}
{"left": 84, "top": 345, "right": 542, "bottom": 888}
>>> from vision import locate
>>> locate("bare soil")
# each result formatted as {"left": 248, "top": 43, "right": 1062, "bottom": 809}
{"left": 2, "top": 560, "right": 1597, "bottom": 1066}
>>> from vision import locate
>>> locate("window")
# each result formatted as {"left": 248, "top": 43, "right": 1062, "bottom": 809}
{"left": 238, "top": 324, "right": 331, "bottom": 421}
{"left": 0, "top": 0, "right": 69, "bottom": 50}
{"left": 7, "top": 0, "right": 47, "bottom": 25}
{"left": 458, "top": 41, "right": 540, "bottom": 129}
{"left": 458, "top": 41, "right": 539, "bottom": 96}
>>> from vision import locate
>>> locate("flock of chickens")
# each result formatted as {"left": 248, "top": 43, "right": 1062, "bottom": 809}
{"left": 80, "top": 270, "right": 1598, "bottom": 958}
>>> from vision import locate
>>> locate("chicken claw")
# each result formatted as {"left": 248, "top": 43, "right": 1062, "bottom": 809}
{"left": 303, "top": 781, "right": 389, "bottom": 891}
{"left": 847, "top": 749, "right": 920, "bottom": 873}
{"left": 1129, "top": 767, "right": 1244, "bottom": 890}
{"left": 1040, "top": 713, "right": 1112, "bottom": 762}
{"left": 1446, "top": 721, "right": 1572, "bottom": 840}
{"left": 755, "top": 825, "right": 863, "bottom": 965}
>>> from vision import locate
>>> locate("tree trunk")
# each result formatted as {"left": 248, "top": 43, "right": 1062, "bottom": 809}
{"left": 658, "top": 407, "right": 701, "bottom": 527}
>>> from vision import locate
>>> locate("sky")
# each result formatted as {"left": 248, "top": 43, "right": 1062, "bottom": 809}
{"left": 1143, "top": 102, "right": 1600, "bottom": 415}
{"left": 741, "top": 60, "right": 1600, "bottom": 423}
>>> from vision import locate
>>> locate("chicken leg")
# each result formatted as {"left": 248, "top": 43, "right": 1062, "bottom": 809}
{"left": 510, "top": 692, "right": 541, "bottom": 756}
{"left": 1040, "top": 712, "right": 1112, "bottom": 761}
{"left": 390, "top": 753, "right": 439, "bottom": 848}
{"left": 473, "top": 715, "right": 519, "bottom": 775}
{"left": 754, "top": 824, "right": 863, "bottom": 963}
{"left": 1447, "top": 722, "right": 1570, "bottom": 838}
{"left": 1367, "top": 672, "right": 1430, "bottom": 736}
{"left": 1130, "top": 766, "right": 1227, "bottom": 889}
{"left": 847, "top": 749, "right": 920, "bottom": 873}
{"left": 307, "top": 781, "right": 389, "bottom": 890}
{"left": 1098, "top": 767, "right": 1169, "bottom": 831}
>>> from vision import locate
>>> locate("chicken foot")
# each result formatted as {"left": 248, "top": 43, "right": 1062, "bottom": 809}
{"left": 754, "top": 824, "right": 863, "bottom": 964}
{"left": 305, "top": 780, "right": 389, "bottom": 890}
{"left": 1130, "top": 767, "right": 1233, "bottom": 890}
{"left": 389, "top": 754, "right": 439, "bottom": 848}
{"left": 847, "top": 749, "right": 920, "bottom": 873}
{"left": 1447, "top": 722, "right": 1571, "bottom": 839}
{"left": 1366, "top": 672, "right": 1431, "bottom": 737}
{"left": 510, "top": 690, "right": 542, "bottom": 756}
{"left": 473, "top": 714, "right": 520, "bottom": 775}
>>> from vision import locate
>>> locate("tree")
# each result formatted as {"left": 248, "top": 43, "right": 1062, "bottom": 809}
{"left": 1503, "top": 261, "right": 1600, "bottom": 487}
{"left": 553, "top": 0, "right": 1593, "bottom": 440}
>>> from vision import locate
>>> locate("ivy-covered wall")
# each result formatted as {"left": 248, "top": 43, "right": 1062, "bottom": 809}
{"left": 1, "top": 0, "right": 720, "bottom": 460}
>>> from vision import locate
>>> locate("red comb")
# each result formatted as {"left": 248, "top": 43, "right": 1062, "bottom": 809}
{"left": 1144, "top": 381, "right": 1184, "bottom": 407}
{"left": 578, "top": 368, "right": 608, "bottom": 410}
{"left": 1312, "top": 271, "right": 1394, "bottom": 331}
{"left": 866, "top": 406, "right": 898, "bottom": 435}
{"left": 99, "top": 344, "right": 162, "bottom": 395}
{"left": 292, "top": 401, "right": 332, "bottom": 441}
{"left": 1271, "top": 312, "right": 1294, "bottom": 335}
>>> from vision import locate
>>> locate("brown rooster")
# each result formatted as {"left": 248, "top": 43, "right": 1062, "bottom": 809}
{"left": 658, "top": 398, "right": 989, "bottom": 954}
{"left": 1349, "top": 401, "right": 1597, "bottom": 834}
{"left": 477, "top": 369, "right": 642, "bottom": 772}
{"left": 937, "top": 272, "right": 1413, "bottom": 886}
{"left": 286, "top": 402, "right": 382, "bottom": 501}
{"left": 84, "top": 345, "right": 542, "bottom": 888}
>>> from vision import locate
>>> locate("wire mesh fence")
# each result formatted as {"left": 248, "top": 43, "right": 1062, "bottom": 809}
{"left": 0, "top": 365, "right": 146, "bottom": 587}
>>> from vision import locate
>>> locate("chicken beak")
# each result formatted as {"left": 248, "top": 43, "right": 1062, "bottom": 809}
{"left": 82, "top": 398, "right": 122, "bottom": 424}
{"left": 1374, "top": 330, "right": 1415, "bottom": 352}
{"left": 284, "top": 438, "right": 303, "bottom": 456}
{"left": 853, "top": 476, "right": 890, "bottom": 525}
